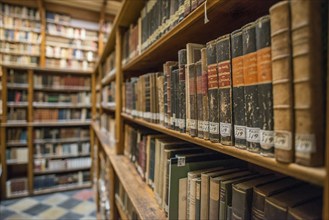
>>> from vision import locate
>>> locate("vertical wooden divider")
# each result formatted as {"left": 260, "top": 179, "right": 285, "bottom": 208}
{"left": 98, "top": 66, "right": 103, "bottom": 116}
{"left": 37, "top": 0, "right": 46, "bottom": 67}
{"left": 98, "top": 0, "right": 107, "bottom": 56}
{"left": 27, "top": 69, "right": 34, "bottom": 194}
{"left": 0, "top": 68, "right": 8, "bottom": 199}
{"left": 109, "top": 161, "right": 118, "bottom": 220}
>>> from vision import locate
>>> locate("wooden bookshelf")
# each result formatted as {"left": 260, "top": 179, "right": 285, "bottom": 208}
{"left": 115, "top": 197, "right": 129, "bottom": 220}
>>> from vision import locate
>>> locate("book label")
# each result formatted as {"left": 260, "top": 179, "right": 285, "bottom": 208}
{"left": 208, "top": 64, "right": 218, "bottom": 89}
{"left": 257, "top": 47, "right": 272, "bottom": 83}
{"left": 132, "top": 110, "right": 137, "bottom": 116}
{"left": 209, "top": 122, "right": 219, "bottom": 134}
{"left": 274, "top": 131, "right": 292, "bottom": 150}
{"left": 190, "top": 119, "right": 197, "bottom": 129}
{"left": 170, "top": 117, "right": 174, "bottom": 126}
{"left": 220, "top": 187, "right": 226, "bottom": 202}
{"left": 218, "top": 61, "right": 231, "bottom": 88}
{"left": 196, "top": 182, "right": 201, "bottom": 200}
{"left": 203, "top": 121, "right": 209, "bottom": 132}
{"left": 178, "top": 119, "right": 185, "bottom": 129}
{"left": 295, "top": 134, "right": 316, "bottom": 154}
{"left": 177, "top": 156, "right": 186, "bottom": 167}
{"left": 246, "top": 127, "right": 260, "bottom": 143}
{"left": 234, "top": 125, "right": 246, "bottom": 140}
{"left": 260, "top": 130, "right": 274, "bottom": 149}
{"left": 232, "top": 56, "right": 244, "bottom": 86}
{"left": 198, "top": 120, "right": 204, "bottom": 132}
{"left": 160, "top": 113, "right": 164, "bottom": 122}
{"left": 220, "top": 122, "right": 232, "bottom": 137}
{"left": 243, "top": 52, "right": 258, "bottom": 85}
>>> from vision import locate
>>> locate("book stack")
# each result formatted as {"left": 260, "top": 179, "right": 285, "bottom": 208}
{"left": 98, "top": 154, "right": 111, "bottom": 218}
{"left": 34, "top": 91, "right": 91, "bottom": 105}
{"left": 102, "top": 82, "right": 116, "bottom": 105}
{"left": 123, "top": 0, "right": 328, "bottom": 167}
{"left": 6, "top": 178, "right": 28, "bottom": 197}
{"left": 122, "top": 22, "right": 139, "bottom": 65}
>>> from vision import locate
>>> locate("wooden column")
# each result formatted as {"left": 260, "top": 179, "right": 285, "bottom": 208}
{"left": 91, "top": 72, "right": 97, "bottom": 120}
{"left": 0, "top": 67, "right": 7, "bottom": 199}
{"left": 109, "top": 161, "right": 118, "bottom": 220}
{"left": 98, "top": 0, "right": 107, "bottom": 56}
{"left": 27, "top": 69, "right": 34, "bottom": 194}
{"left": 37, "top": 0, "right": 46, "bottom": 67}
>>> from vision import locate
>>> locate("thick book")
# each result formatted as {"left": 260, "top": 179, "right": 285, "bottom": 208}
{"left": 270, "top": 1, "right": 294, "bottom": 163}
{"left": 189, "top": 63, "right": 198, "bottom": 137}
{"left": 231, "top": 29, "right": 246, "bottom": 149}
{"left": 206, "top": 39, "right": 220, "bottom": 142}
{"left": 242, "top": 22, "right": 260, "bottom": 153}
{"left": 196, "top": 61, "right": 204, "bottom": 138}
{"left": 216, "top": 34, "right": 233, "bottom": 146}
{"left": 287, "top": 198, "right": 322, "bottom": 220}
{"left": 256, "top": 15, "right": 274, "bottom": 157}
{"left": 291, "top": 0, "right": 326, "bottom": 166}
{"left": 201, "top": 48, "right": 210, "bottom": 140}
{"left": 178, "top": 49, "right": 187, "bottom": 132}
{"left": 264, "top": 184, "right": 322, "bottom": 220}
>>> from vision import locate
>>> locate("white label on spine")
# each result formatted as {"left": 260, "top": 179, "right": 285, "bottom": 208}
{"left": 260, "top": 130, "right": 274, "bottom": 149}
{"left": 274, "top": 131, "right": 292, "bottom": 150}
{"left": 198, "top": 121, "right": 204, "bottom": 132}
{"left": 220, "top": 122, "right": 232, "bottom": 137}
{"left": 164, "top": 116, "right": 168, "bottom": 124}
{"left": 177, "top": 156, "right": 186, "bottom": 167}
{"left": 246, "top": 127, "right": 260, "bottom": 143}
{"left": 157, "top": 113, "right": 160, "bottom": 121}
{"left": 132, "top": 110, "right": 137, "bottom": 116}
{"left": 203, "top": 121, "right": 209, "bottom": 132}
{"left": 160, "top": 113, "right": 164, "bottom": 122}
{"left": 234, "top": 125, "right": 246, "bottom": 140}
{"left": 209, "top": 122, "right": 219, "bottom": 134}
{"left": 295, "top": 134, "right": 316, "bottom": 153}
{"left": 178, "top": 119, "right": 185, "bottom": 129}
{"left": 189, "top": 119, "right": 197, "bottom": 129}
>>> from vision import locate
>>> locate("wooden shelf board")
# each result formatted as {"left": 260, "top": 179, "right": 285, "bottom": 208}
{"left": 101, "top": 103, "right": 116, "bottom": 112}
{"left": 45, "top": 55, "right": 96, "bottom": 63}
{"left": 33, "top": 182, "right": 91, "bottom": 195}
{"left": 2, "top": 121, "right": 28, "bottom": 127}
{"left": 34, "top": 137, "right": 90, "bottom": 144}
{"left": 123, "top": 0, "right": 277, "bottom": 72}
{"left": 110, "top": 155, "right": 166, "bottom": 220}
{"left": 34, "top": 166, "right": 90, "bottom": 175}
{"left": 33, "top": 103, "right": 91, "bottom": 109}
{"left": 2, "top": 65, "right": 93, "bottom": 75}
{"left": 6, "top": 141, "right": 28, "bottom": 147}
{"left": 34, "top": 86, "right": 90, "bottom": 92}
{"left": 31, "top": 120, "right": 91, "bottom": 127}
{"left": 121, "top": 113, "right": 326, "bottom": 186}
{"left": 101, "top": 70, "right": 116, "bottom": 85}
{"left": 34, "top": 153, "right": 90, "bottom": 160}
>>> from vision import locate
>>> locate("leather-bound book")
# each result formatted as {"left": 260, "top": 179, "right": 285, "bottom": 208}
{"left": 201, "top": 48, "right": 210, "bottom": 140}
{"left": 196, "top": 60, "right": 204, "bottom": 138}
{"left": 291, "top": 0, "right": 326, "bottom": 166}
{"left": 164, "top": 61, "right": 178, "bottom": 128}
{"left": 206, "top": 39, "right": 220, "bottom": 142}
{"left": 178, "top": 49, "right": 187, "bottom": 133}
{"left": 287, "top": 198, "right": 322, "bottom": 220}
{"left": 270, "top": 1, "right": 294, "bottom": 163}
{"left": 189, "top": 63, "right": 198, "bottom": 137}
{"left": 216, "top": 34, "right": 233, "bottom": 146}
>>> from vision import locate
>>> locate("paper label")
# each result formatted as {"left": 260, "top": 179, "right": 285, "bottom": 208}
{"left": 295, "top": 134, "right": 316, "bottom": 153}
{"left": 132, "top": 110, "right": 137, "bottom": 116}
{"left": 220, "top": 122, "right": 232, "bottom": 137}
{"left": 198, "top": 121, "right": 204, "bottom": 132}
{"left": 160, "top": 113, "right": 164, "bottom": 122}
{"left": 260, "top": 130, "right": 274, "bottom": 149}
{"left": 246, "top": 127, "right": 260, "bottom": 143}
{"left": 177, "top": 156, "right": 186, "bottom": 167}
{"left": 209, "top": 122, "right": 219, "bottom": 134}
{"left": 274, "top": 131, "right": 292, "bottom": 150}
{"left": 234, "top": 125, "right": 246, "bottom": 140}
{"left": 190, "top": 119, "right": 197, "bottom": 129}
{"left": 178, "top": 119, "right": 185, "bottom": 129}
{"left": 203, "top": 121, "right": 209, "bottom": 132}
{"left": 196, "top": 183, "right": 201, "bottom": 200}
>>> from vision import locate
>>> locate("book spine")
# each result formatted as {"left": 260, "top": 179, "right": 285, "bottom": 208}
{"left": 209, "top": 179, "right": 219, "bottom": 220}
{"left": 174, "top": 69, "right": 180, "bottom": 131}
{"left": 163, "top": 67, "right": 168, "bottom": 126}
{"left": 189, "top": 63, "right": 198, "bottom": 137}
{"left": 231, "top": 29, "right": 246, "bottom": 149}
{"left": 196, "top": 61, "right": 204, "bottom": 138}
{"left": 195, "top": 179, "right": 201, "bottom": 220}
{"left": 291, "top": 0, "right": 326, "bottom": 166}
{"left": 242, "top": 22, "right": 260, "bottom": 153}
{"left": 171, "top": 67, "right": 176, "bottom": 129}
{"left": 207, "top": 40, "right": 220, "bottom": 142}
{"left": 256, "top": 15, "right": 274, "bottom": 157}
{"left": 270, "top": 1, "right": 294, "bottom": 163}
{"left": 178, "top": 49, "right": 187, "bottom": 132}
{"left": 167, "top": 64, "right": 172, "bottom": 128}
{"left": 217, "top": 34, "right": 233, "bottom": 146}
{"left": 201, "top": 48, "right": 210, "bottom": 140}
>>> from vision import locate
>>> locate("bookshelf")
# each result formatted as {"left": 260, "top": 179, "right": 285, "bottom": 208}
{"left": 91, "top": 0, "right": 329, "bottom": 219}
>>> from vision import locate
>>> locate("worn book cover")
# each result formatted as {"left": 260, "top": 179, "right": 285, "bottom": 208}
{"left": 178, "top": 49, "right": 187, "bottom": 133}
{"left": 189, "top": 63, "right": 198, "bottom": 137}
{"left": 196, "top": 61, "right": 204, "bottom": 138}
{"left": 201, "top": 48, "right": 209, "bottom": 140}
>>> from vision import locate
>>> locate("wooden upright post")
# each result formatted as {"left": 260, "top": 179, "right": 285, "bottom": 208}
{"left": 27, "top": 69, "right": 34, "bottom": 194}
{"left": 98, "top": 0, "right": 107, "bottom": 56}
{"left": 37, "top": 0, "right": 46, "bottom": 67}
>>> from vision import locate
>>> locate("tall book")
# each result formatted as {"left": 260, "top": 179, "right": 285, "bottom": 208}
{"left": 216, "top": 34, "right": 233, "bottom": 146}
{"left": 164, "top": 61, "right": 178, "bottom": 128}
{"left": 196, "top": 61, "right": 204, "bottom": 138}
{"left": 270, "top": 1, "right": 294, "bottom": 163}
{"left": 201, "top": 48, "right": 209, "bottom": 140}
{"left": 291, "top": 0, "right": 327, "bottom": 166}
{"left": 206, "top": 39, "right": 220, "bottom": 142}
{"left": 231, "top": 29, "right": 246, "bottom": 149}
{"left": 178, "top": 49, "right": 187, "bottom": 132}
{"left": 189, "top": 63, "right": 198, "bottom": 137}
{"left": 256, "top": 15, "right": 274, "bottom": 157}
{"left": 242, "top": 22, "right": 260, "bottom": 152}
{"left": 157, "top": 73, "right": 165, "bottom": 126}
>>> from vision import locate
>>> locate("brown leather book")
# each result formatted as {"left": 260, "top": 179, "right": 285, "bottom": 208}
{"left": 178, "top": 49, "right": 187, "bottom": 133}
{"left": 264, "top": 184, "right": 322, "bottom": 220}
{"left": 291, "top": 0, "right": 326, "bottom": 166}
{"left": 270, "top": 1, "right": 294, "bottom": 163}
{"left": 287, "top": 198, "right": 322, "bottom": 220}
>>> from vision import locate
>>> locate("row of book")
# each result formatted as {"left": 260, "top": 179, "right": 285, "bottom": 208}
{"left": 34, "top": 91, "right": 91, "bottom": 104}
{"left": 7, "top": 108, "right": 26, "bottom": 121}
{"left": 1, "top": 54, "right": 39, "bottom": 66}
{"left": 1, "top": 42, "right": 40, "bottom": 55}
{"left": 34, "top": 127, "right": 89, "bottom": 140}
{"left": 102, "top": 82, "right": 116, "bottom": 103}
{"left": 102, "top": 51, "right": 115, "bottom": 77}
{"left": 100, "top": 113, "right": 116, "bottom": 147}
{"left": 6, "top": 148, "right": 28, "bottom": 164}
{"left": 123, "top": 127, "right": 323, "bottom": 219}
{"left": 115, "top": 179, "right": 138, "bottom": 220}
{"left": 45, "top": 58, "right": 94, "bottom": 70}
{"left": 34, "top": 157, "right": 91, "bottom": 172}
{"left": 7, "top": 69, "right": 27, "bottom": 83}
{"left": 34, "top": 142, "right": 90, "bottom": 158}
{"left": 7, "top": 128, "right": 27, "bottom": 143}
{"left": 47, "top": 36, "right": 98, "bottom": 52}
{"left": 1, "top": 3, "right": 40, "bottom": 20}
{"left": 47, "top": 24, "right": 98, "bottom": 41}
{"left": 33, "top": 109, "right": 90, "bottom": 121}
{"left": 8, "top": 90, "right": 27, "bottom": 102}
{"left": 34, "top": 171, "right": 90, "bottom": 190}
{"left": 1, "top": 29, "right": 41, "bottom": 42}
{"left": 45, "top": 46, "right": 95, "bottom": 62}
{"left": 123, "top": 0, "right": 328, "bottom": 167}
{"left": 1, "top": 16, "right": 41, "bottom": 31}
{"left": 6, "top": 178, "right": 28, "bottom": 198}
{"left": 34, "top": 74, "right": 91, "bottom": 88}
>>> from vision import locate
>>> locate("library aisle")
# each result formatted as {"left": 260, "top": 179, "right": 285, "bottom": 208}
{"left": 0, "top": 189, "right": 96, "bottom": 219}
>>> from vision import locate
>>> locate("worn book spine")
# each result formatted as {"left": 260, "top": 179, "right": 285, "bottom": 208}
{"left": 166, "top": 63, "right": 172, "bottom": 128}
{"left": 196, "top": 61, "right": 204, "bottom": 138}
{"left": 291, "top": 0, "right": 326, "bottom": 166}
{"left": 256, "top": 15, "right": 274, "bottom": 157}
{"left": 189, "top": 63, "right": 198, "bottom": 137}
{"left": 209, "top": 178, "right": 220, "bottom": 220}
{"left": 175, "top": 69, "right": 180, "bottom": 131}
{"left": 163, "top": 66, "right": 169, "bottom": 127}
{"left": 231, "top": 29, "right": 246, "bottom": 149}
{"left": 201, "top": 48, "right": 209, "bottom": 140}
{"left": 195, "top": 178, "right": 201, "bottom": 220}
{"left": 178, "top": 49, "right": 187, "bottom": 133}
{"left": 243, "top": 22, "right": 260, "bottom": 152}
{"left": 270, "top": 1, "right": 294, "bottom": 163}
{"left": 207, "top": 40, "right": 220, "bottom": 142}
{"left": 217, "top": 34, "right": 233, "bottom": 146}
{"left": 171, "top": 67, "right": 178, "bottom": 129}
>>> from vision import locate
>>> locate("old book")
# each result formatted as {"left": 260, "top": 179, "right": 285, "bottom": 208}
{"left": 171, "top": 67, "right": 179, "bottom": 130}
{"left": 287, "top": 198, "right": 322, "bottom": 220}
{"left": 270, "top": 1, "right": 294, "bottom": 163}
{"left": 201, "top": 48, "right": 209, "bottom": 140}
{"left": 264, "top": 184, "right": 322, "bottom": 220}
{"left": 232, "top": 175, "right": 281, "bottom": 220}
{"left": 206, "top": 39, "right": 220, "bottom": 142}
{"left": 195, "top": 178, "right": 201, "bottom": 220}
{"left": 164, "top": 61, "right": 178, "bottom": 128}
{"left": 157, "top": 74, "right": 165, "bottom": 126}
{"left": 178, "top": 177, "right": 188, "bottom": 219}
{"left": 256, "top": 15, "right": 274, "bottom": 157}
{"left": 231, "top": 29, "right": 246, "bottom": 149}
{"left": 291, "top": 0, "right": 326, "bottom": 166}
{"left": 216, "top": 34, "right": 233, "bottom": 146}
{"left": 196, "top": 61, "right": 204, "bottom": 138}
{"left": 252, "top": 178, "right": 301, "bottom": 219}
{"left": 189, "top": 63, "right": 198, "bottom": 137}
{"left": 242, "top": 22, "right": 260, "bottom": 153}
{"left": 178, "top": 49, "right": 187, "bottom": 132}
